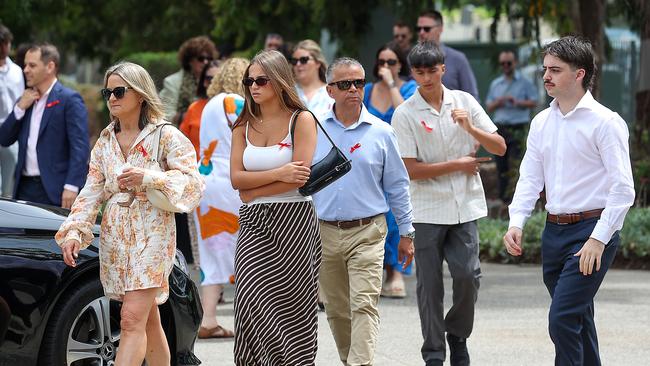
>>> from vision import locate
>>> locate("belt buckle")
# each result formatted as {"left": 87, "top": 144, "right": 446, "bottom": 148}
{"left": 555, "top": 215, "right": 567, "bottom": 225}
{"left": 336, "top": 221, "right": 344, "bottom": 229}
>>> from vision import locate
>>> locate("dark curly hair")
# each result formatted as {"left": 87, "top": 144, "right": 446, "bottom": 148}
{"left": 178, "top": 36, "right": 218, "bottom": 71}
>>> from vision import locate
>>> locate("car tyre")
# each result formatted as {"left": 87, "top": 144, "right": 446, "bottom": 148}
{"left": 38, "top": 279, "right": 121, "bottom": 366}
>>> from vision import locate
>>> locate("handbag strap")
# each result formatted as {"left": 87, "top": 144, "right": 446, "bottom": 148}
{"left": 290, "top": 109, "right": 347, "bottom": 158}
{"left": 151, "top": 123, "right": 173, "bottom": 164}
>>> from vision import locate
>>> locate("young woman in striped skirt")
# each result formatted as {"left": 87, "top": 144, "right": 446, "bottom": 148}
{"left": 230, "top": 50, "right": 321, "bottom": 365}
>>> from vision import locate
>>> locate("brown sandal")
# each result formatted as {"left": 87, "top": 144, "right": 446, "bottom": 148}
{"left": 198, "top": 325, "right": 235, "bottom": 339}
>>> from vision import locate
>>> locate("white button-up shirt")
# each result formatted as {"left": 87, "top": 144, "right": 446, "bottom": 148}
{"left": 392, "top": 87, "right": 498, "bottom": 225}
{"left": 0, "top": 57, "right": 24, "bottom": 121}
{"left": 508, "top": 91, "right": 635, "bottom": 244}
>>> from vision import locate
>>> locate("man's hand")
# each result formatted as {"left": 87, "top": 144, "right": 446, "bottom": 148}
{"left": 61, "top": 189, "right": 78, "bottom": 209}
{"left": 574, "top": 238, "right": 605, "bottom": 275}
{"left": 455, "top": 156, "right": 491, "bottom": 176}
{"left": 503, "top": 227, "right": 523, "bottom": 256}
{"left": 17, "top": 89, "right": 40, "bottom": 110}
{"left": 62, "top": 239, "right": 81, "bottom": 267}
{"left": 397, "top": 237, "right": 415, "bottom": 271}
{"left": 451, "top": 109, "right": 474, "bottom": 133}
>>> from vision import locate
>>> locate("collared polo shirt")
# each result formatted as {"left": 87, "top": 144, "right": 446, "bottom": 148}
{"left": 392, "top": 86, "right": 498, "bottom": 225}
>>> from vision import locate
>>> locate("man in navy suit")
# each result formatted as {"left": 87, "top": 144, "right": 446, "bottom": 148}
{"left": 0, "top": 43, "right": 89, "bottom": 208}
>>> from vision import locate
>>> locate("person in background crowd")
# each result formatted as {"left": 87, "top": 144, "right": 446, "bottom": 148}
{"left": 0, "top": 43, "right": 90, "bottom": 208}
{"left": 504, "top": 36, "right": 635, "bottom": 366}
{"left": 230, "top": 50, "right": 321, "bottom": 365}
{"left": 393, "top": 21, "right": 414, "bottom": 57}
{"left": 313, "top": 57, "right": 415, "bottom": 366}
{"left": 181, "top": 60, "right": 220, "bottom": 162}
{"left": 0, "top": 24, "right": 24, "bottom": 198}
{"left": 57, "top": 61, "right": 203, "bottom": 365}
{"left": 160, "top": 35, "right": 217, "bottom": 265}
{"left": 417, "top": 9, "right": 479, "bottom": 100}
{"left": 362, "top": 42, "right": 417, "bottom": 298}
{"left": 263, "top": 33, "right": 284, "bottom": 52}
{"left": 485, "top": 49, "right": 538, "bottom": 203}
{"left": 194, "top": 57, "right": 249, "bottom": 339}
{"left": 392, "top": 41, "right": 505, "bottom": 366}
{"left": 292, "top": 39, "right": 334, "bottom": 117}
{"left": 160, "top": 35, "right": 218, "bottom": 126}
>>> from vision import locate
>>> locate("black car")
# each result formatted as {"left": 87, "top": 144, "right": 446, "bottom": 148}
{"left": 0, "top": 198, "right": 203, "bottom": 366}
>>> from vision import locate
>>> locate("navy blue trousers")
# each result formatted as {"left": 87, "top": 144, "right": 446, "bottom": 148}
{"left": 542, "top": 217, "right": 619, "bottom": 366}
{"left": 16, "top": 176, "right": 56, "bottom": 206}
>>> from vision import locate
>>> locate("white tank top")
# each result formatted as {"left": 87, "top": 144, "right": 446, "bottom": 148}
{"left": 242, "top": 110, "right": 310, "bottom": 204}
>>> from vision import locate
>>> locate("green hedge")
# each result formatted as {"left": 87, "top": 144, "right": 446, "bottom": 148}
{"left": 479, "top": 208, "right": 650, "bottom": 267}
{"left": 123, "top": 52, "right": 179, "bottom": 90}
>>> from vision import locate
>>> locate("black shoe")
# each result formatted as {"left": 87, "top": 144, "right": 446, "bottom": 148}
{"left": 447, "top": 333, "right": 470, "bottom": 366}
{"left": 425, "top": 361, "right": 443, "bottom": 366}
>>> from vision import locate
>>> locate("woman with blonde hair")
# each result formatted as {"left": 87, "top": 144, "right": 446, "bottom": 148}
{"left": 291, "top": 39, "right": 333, "bottom": 117}
{"left": 56, "top": 61, "right": 203, "bottom": 365}
{"left": 193, "top": 57, "right": 249, "bottom": 339}
{"left": 230, "top": 50, "right": 321, "bottom": 364}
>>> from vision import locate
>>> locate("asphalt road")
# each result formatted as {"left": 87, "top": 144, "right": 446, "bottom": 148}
{"left": 192, "top": 263, "right": 650, "bottom": 365}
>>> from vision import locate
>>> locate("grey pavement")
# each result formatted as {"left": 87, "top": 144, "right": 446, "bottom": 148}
{"left": 192, "top": 263, "right": 650, "bottom": 365}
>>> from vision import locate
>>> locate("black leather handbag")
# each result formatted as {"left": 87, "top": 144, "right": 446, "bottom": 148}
{"left": 290, "top": 110, "right": 352, "bottom": 196}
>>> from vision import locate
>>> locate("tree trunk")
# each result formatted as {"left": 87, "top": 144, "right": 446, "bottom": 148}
{"left": 577, "top": 0, "right": 606, "bottom": 99}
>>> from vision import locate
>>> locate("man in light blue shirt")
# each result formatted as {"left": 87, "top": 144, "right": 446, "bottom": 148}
{"left": 312, "top": 57, "right": 415, "bottom": 366}
{"left": 485, "top": 49, "right": 538, "bottom": 202}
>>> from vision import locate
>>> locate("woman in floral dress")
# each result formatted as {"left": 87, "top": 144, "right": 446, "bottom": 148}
{"left": 56, "top": 62, "right": 203, "bottom": 366}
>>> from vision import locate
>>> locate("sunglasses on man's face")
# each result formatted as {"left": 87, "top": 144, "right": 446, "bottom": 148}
{"left": 196, "top": 55, "right": 213, "bottom": 63}
{"left": 328, "top": 79, "right": 366, "bottom": 91}
{"left": 500, "top": 61, "right": 514, "bottom": 67}
{"left": 101, "top": 86, "right": 130, "bottom": 101}
{"left": 394, "top": 34, "right": 407, "bottom": 40}
{"left": 289, "top": 56, "right": 311, "bottom": 65}
{"left": 415, "top": 26, "right": 433, "bottom": 33}
{"left": 242, "top": 77, "right": 271, "bottom": 87}
{"left": 378, "top": 59, "right": 398, "bottom": 67}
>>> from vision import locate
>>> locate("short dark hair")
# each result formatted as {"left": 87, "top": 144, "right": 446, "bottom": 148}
{"left": 178, "top": 36, "right": 218, "bottom": 71}
{"left": 393, "top": 21, "right": 411, "bottom": 30}
{"left": 0, "top": 24, "right": 13, "bottom": 44}
{"left": 542, "top": 36, "right": 596, "bottom": 90}
{"left": 27, "top": 43, "right": 60, "bottom": 70}
{"left": 499, "top": 49, "right": 518, "bottom": 61}
{"left": 419, "top": 9, "right": 443, "bottom": 25}
{"left": 196, "top": 60, "right": 220, "bottom": 99}
{"left": 408, "top": 41, "right": 445, "bottom": 68}
{"left": 373, "top": 42, "right": 410, "bottom": 80}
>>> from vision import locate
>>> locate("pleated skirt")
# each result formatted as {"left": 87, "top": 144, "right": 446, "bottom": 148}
{"left": 234, "top": 201, "right": 322, "bottom": 366}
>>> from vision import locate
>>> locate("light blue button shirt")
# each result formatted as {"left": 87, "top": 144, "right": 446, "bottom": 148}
{"left": 311, "top": 105, "right": 414, "bottom": 235}
{"left": 485, "top": 71, "right": 538, "bottom": 125}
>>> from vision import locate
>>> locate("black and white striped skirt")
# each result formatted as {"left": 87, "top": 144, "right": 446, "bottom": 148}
{"left": 234, "top": 201, "right": 322, "bottom": 366}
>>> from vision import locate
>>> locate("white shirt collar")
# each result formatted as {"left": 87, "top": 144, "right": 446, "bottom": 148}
{"left": 550, "top": 90, "right": 596, "bottom": 117}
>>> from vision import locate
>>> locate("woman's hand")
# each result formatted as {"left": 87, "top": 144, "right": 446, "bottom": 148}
{"left": 378, "top": 67, "right": 394, "bottom": 87}
{"left": 117, "top": 167, "right": 145, "bottom": 190}
{"left": 275, "top": 161, "right": 311, "bottom": 184}
{"left": 62, "top": 239, "right": 81, "bottom": 267}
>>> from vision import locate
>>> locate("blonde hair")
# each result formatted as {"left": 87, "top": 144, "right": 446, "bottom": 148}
{"left": 293, "top": 39, "right": 328, "bottom": 83}
{"left": 207, "top": 57, "right": 250, "bottom": 98}
{"left": 233, "top": 50, "right": 306, "bottom": 129}
{"left": 103, "top": 61, "right": 165, "bottom": 131}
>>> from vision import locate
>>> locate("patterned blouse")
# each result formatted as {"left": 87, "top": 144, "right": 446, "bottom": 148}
{"left": 55, "top": 120, "right": 204, "bottom": 304}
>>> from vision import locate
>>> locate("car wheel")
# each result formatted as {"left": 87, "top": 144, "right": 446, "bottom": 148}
{"left": 39, "top": 279, "right": 122, "bottom": 366}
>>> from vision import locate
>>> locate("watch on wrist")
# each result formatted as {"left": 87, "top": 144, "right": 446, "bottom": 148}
{"left": 387, "top": 79, "right": 396, "bottom": 88}
{"left": 401, "top": 231, "right": 415, "bottom": 240}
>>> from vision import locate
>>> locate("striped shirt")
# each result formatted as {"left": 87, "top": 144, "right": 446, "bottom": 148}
{"left": 392, "top": 87, "right": 498, "bottom": 225}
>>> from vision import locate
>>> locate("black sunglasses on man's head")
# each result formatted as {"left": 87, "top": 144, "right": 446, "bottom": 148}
{"left": 289, "top": 56, "right": 311, "bottom": 65}
{"left": 328, "top": 79, "right": 366, "bottom": 91}
{"left": 101, "top": 86, "right": 130, "bottom": 101}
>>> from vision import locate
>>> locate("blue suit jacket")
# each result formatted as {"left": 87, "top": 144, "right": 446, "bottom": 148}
{"left": 0, "top": 81, "right": 90, "bottom": 205}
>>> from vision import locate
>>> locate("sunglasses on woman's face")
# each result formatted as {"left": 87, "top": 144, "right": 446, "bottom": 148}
{"left": 196, "top": 55, "right": 213, "bottom": 63}
{"left": 100, "top": 86, "right": 130, "bottom": 101}
{"left": 378, "top": 59, "right": 398, "bottom": 67}
{"left": 289, "top": 56, "right": 311, "bottom": 65}
{"left": 328, "top": 79, "right": 366, "bottom": 91}
{"left": 242, "top": 77, "right": 271, "bottom": 87}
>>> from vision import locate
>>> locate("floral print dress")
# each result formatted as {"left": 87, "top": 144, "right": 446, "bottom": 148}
{"left": 55, "top": 120, "right": 204, "bottom": 304}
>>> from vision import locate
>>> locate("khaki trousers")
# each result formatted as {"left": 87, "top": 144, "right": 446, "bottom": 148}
{"left": 319, "top": 215, "right": 387, "bottom": 366}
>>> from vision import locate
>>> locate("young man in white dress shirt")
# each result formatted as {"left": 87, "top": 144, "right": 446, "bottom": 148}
{"left": 503, "top": 36, "right": 635, "bottom": 366}
{"left": 392, "top": 41, "right": 506, "bottom": 366}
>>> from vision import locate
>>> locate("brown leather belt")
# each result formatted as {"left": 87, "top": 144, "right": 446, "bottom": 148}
{"left": 322, "top": 216, "right": 376, "bottom": 229}
{"left": 546, "top": 208, "right": 604, "bottom": 225}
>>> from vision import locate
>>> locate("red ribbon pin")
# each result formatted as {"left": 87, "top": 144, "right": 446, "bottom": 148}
{"left": 136, "top": 144, "right": 149, "bottom": 158}
{"left": 421, "top": 120, "right": 433, "bottom": 132}
{"left": 46, "top": 100, "right": 60, "bottom": 108}
{"left": 277, "top": 142, "right": 291, "bottom": 150}
{"left": 350, "top": 143, "right": 361, "bottom": 153}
